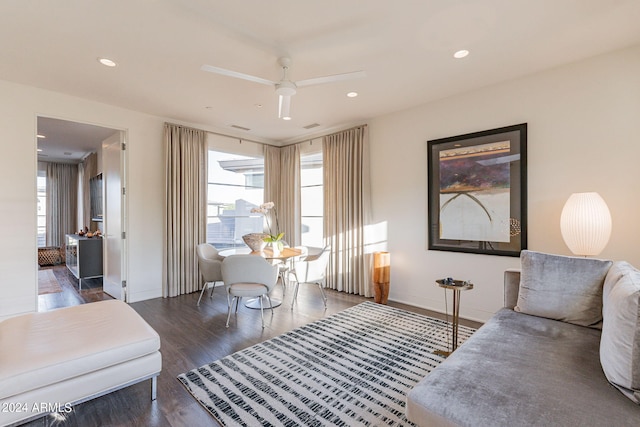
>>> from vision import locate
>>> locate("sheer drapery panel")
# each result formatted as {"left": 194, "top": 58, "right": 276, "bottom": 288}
{"left": 164, "top": 123, "right": 207, "bottom": 297}
{"left": 45, "top": 162, "right": 78, "bottom": 247}
{"left": 263, "top": 145, "right": 301, "bottom": 246}
{"left": 323, "top": 126, "right": 372, "bottom": 297}
{"left": 263, "top": 145, "right": 281, "bottom": 236}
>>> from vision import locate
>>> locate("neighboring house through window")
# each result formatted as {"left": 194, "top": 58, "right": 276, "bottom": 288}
{"left": 207, "top": 146, "right": 324, "bottom": 249}
{"left": 207, "top": 150, "right": 264, "bottom": 249}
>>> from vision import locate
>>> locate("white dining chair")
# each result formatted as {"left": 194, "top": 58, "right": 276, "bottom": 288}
{"left": 222, "top": 254, "right": 279, "bottom": 328}
{"left": 290, "top": 245, "right": 331, "bottom": 309}
{"left": 196, "top": 243, "right": 224, "bottom": 306}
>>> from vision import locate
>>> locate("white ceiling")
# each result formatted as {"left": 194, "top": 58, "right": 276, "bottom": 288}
{"left": 37, "top": 117, "right": 118, "bottom": 164}
{"left": 3, "top": 0, "right": 640, "bottom": 146}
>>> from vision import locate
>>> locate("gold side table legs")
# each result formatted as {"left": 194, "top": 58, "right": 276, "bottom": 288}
{"left": 433, "top": 279, "right": 473, "bottom": 357}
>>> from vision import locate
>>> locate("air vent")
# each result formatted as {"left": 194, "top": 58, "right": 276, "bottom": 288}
{"left": 231, "top": 125, "right": 251, "bottom": 131}
{"left": 303, "top": 123, "right": 320, "bottom": 129}
{"left": 63, "top": 152, "right": 73, "bottom": 156}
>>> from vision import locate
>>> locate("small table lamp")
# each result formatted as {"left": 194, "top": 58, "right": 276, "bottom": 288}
{"left": 560, "top": 192, "right": 612, "bottom": 256}
{"left": 373, "top": 251, "right": 391, "bottom": 304}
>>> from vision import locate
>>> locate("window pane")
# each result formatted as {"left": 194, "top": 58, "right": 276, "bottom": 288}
{"left": 37, "top": 175, "right": 46, "bottom": 247}
{"left": 207, "top": 151, "right": 264, "bottom": 249}
{"left": 301, "top": 185, "right": 323, "bottom": 217}
{"left": 301, "top": 152, "right": 323, "bottom": 248}
{"left": 301, "top": 217, "right": 323, "bottom": 248}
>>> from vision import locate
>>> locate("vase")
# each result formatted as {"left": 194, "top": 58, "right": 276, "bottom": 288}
{"left": 242, "top": 233, "right": 268, "bottom": 252}
{"left": 269, "top": 241, "right": 283, "bottom": 255}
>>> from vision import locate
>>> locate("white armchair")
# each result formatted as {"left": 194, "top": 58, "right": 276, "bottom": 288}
{"left": 222, "top": 254, "right": 279, "bottom": 328}
{"left": 290, "top": 245, "right": 331, "bottom": 309}
{"left": 196, "top": 243, "right": 224, "bottom": 306}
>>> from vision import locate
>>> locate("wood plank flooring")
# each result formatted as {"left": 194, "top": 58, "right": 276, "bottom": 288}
{"left": 38, "top": 265, "right": 112, "bottom": 311}
{"left": 27, "top": 268, "right": 482, "bottom": 427}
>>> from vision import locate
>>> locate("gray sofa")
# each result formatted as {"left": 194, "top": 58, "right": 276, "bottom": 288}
{"left": 407, "top": 251, "right": 640, "bottom": 427}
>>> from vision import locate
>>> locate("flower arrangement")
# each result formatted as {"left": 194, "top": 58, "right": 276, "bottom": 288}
{"left": 251, "top": 202, "right": 284, "bottom": 250}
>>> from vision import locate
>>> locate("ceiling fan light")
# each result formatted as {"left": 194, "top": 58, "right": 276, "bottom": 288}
{"left": 278, "top": 95, "right": 291, "bottom": 120}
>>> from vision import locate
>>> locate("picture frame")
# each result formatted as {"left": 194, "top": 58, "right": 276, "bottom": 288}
{"left": 427, "top": 123, "right": 527, "bottom": 256}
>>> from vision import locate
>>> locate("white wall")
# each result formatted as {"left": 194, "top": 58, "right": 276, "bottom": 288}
{"left": 0, "top": 80, "right": 165, "bottom": 318}
{"left": 2, "top": 45, "right": 638, "bottom": 322}
{"left": 369, "top": 45, "right": 640, "bottom": 322}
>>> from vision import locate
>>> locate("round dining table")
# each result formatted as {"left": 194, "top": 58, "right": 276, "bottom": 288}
{"left": 218, "top": 246, "right": 303, "bottom": 309}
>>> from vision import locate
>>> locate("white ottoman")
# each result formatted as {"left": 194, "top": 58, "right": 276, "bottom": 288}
{"left": 0, "top": 300, "right": 161, "bottom": 426}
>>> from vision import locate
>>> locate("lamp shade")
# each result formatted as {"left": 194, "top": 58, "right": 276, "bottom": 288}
{"left": 560, "top": 192, "right": 612, "bottom": 256}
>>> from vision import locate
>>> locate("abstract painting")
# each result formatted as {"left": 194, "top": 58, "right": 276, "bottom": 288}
{"left": 427, "top": 124, "right": 527, "bottom": 256}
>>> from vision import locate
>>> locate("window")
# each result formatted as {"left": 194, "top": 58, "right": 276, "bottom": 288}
{"left": 37, "top": 173, "right": 46, "bottom": 247}
{"left": 301, "top": 152, "right": 323, "bottom": 248}
{"left": 207, "top": 150, "right": 264, "bottom": 249}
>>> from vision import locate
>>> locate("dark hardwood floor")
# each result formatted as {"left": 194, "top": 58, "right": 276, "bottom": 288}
{"left": 28, "top": 267, "right": 482, "bottom": 427}
{"left": 38, "top": 264, "right": 112, "bottom": 312}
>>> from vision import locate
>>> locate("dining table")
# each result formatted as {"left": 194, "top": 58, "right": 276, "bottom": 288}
{"left": 218, "top": 246, "right": 304, "bottom": 309}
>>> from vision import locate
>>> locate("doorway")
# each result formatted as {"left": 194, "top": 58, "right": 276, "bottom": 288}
{"left": 36, "top": 116, "right": 127, "bottom": 311}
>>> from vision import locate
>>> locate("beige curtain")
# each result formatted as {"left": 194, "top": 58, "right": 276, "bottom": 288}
{"left": 164, "top": 123, "right": 207, "bottom": 297}
{"left": 264, "top": 145, "right": 301, "bottom": 246}
{"left": 80, "top": 152, "right": 98, "bottom": 229}
{"left": 323, "top": 125, "right": 372, "bottom": 297}
{"left": 46, "top": 162, "right": 78, "bottom": 247}
{"left": 263, "top": 145, "right": 281, "bottom": 237}
{"left": 279, "top": 144, "right": 301, "bottom": 246}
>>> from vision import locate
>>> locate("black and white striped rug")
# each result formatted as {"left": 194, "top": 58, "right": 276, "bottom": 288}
{"left": 177, "top": 301, "right": 475, "bottom": 426}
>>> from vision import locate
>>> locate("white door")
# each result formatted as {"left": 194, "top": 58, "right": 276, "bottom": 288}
{"left": 102, "top": 132, "right": 126, "bottom": 300}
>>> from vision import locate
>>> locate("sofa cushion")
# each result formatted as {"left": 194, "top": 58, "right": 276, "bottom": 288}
{"left": 600, "top": 261, "right": 640, "bottom": 403}
{"left": 406, "top": 308, "right": 640, "bottom": 427}
{"left": 0, "top": 300, "right": 160, "bottom": 400}
{"left": 515, "top": 250, "right": 612, "bottom": 329}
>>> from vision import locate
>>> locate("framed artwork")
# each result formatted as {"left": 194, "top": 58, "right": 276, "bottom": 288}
{"left": 427, "top": 123, "right": 527, "bottom": 256}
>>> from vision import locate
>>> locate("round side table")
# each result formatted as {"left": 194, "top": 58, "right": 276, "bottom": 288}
{"left": 434, "top": 279, "right": 473, "bottom": 357}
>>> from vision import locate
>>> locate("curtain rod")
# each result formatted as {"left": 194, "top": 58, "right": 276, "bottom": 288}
{"left": 164, "top": 122, "right": 275, "bottom": 147}
{"left": 165, "top": 122, "right": 367, "bottom": 148}
{"left": 280, "top": 123, "right": 368, "bottom": 147}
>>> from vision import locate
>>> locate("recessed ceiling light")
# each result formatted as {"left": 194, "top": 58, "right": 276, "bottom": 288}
{"left": 454, "top": 50, "right": 469, "bottom": 59}
{"left": 255, "top": 104, "right": 263, "bottom": 108}
{"left": 98, "top": 58, "right": 117, "bottom": 67}
{"left": 37, "top": 148, "right": 43, "bottom": 152}
{"left": 347, "top": 92, "right": 358, "bottom": 98}
{"left": 282, "top": 116, "right": 292, "bottom": 121}
{"left": 37, "top": 134, "right": 46, "bottom": 139}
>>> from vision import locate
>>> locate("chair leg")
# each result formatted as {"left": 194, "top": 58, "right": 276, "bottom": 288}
{"left": 280, "top": 271, "right": 287, "bottom": 295}
{"left": 266, "top": 294, "right": 274, "bottom": 315}
{"left": 317, "top": 282, "right": 328, "bottom": 308}
{"left": 197, "top": 282, "right": 209, "bottom": 306}
{"left": 291, "top": 281, "right": 300, "bottom": 310}
{"left": 235, "top": 297, "right": 241, "bottom": 313}
{"left": 260, "top": 296, "right": 265, "bottom": 328}
{"left": 226, "top": 296, "right": 235, "bottom": 328}
{"left": 209, "top": 281, "right": 217, "bottom": 299}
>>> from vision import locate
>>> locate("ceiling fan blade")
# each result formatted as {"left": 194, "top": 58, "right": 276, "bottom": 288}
{"left": 296, "top": 70, "right": 366, "bottom": 88}
{"left": 200, "top": 64, "right": 276, "bottom": 86}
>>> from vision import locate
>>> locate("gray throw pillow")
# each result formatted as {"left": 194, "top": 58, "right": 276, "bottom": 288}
{"left": 514, "top": 250, "right": 612, "bottom": 329}
{"left": 600, "top": 261, "right": 640, "bottom": 403}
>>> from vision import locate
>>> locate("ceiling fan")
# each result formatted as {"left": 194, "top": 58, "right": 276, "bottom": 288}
{"left": 201, "top": 57, "right": 366, "bottom": 120}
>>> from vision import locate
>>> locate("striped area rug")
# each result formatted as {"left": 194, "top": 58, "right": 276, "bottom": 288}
{"left": 178, "top": 301, "right": 475, "bottom": 426}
